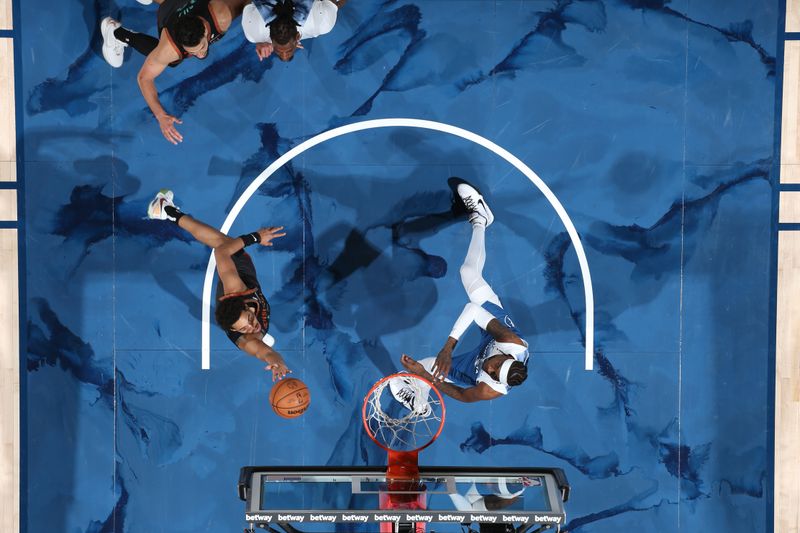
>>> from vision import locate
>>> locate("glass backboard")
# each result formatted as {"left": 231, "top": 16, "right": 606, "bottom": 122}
{"left": 239, "top": 466, "right": 569, "bottom": 532}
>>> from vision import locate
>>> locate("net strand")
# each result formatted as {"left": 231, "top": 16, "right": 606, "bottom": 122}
{"left": 365, "top": 379, "right": 443, "bottom": 452}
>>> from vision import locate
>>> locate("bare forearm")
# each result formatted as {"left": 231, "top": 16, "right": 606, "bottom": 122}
{"left": 412, "top": 364, "right": 470, "bottom": 402}
{"left": 216, "top": 235, "right": 245, "bottom": 258}
{"left": 255, "top": 344, "right": 279, "bottom": 363}
{"left": 486, "top": 318, "right": 524, "bottom": 344}
{"left": 242, "top": 338, "right": 281, "bottom": 363}
{"left": 137, "top": 75, "right": 167, "bottom": 118}
{"left": 434, "top": 381, "right": 474, "bottom": 403}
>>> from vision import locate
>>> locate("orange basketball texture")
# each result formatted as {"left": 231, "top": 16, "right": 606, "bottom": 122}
{"left": 269, "top": 378, "right": 311, "bottom": 418}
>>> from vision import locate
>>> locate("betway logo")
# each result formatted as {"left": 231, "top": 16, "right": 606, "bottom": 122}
{"left": 245, "top": 514, "right": 272, "bottom": 522}
{"left": 309, "top": 514, "right": 336, "bottom": 522}
{"left": 470, "top": 515, "right": 497, "bottom": 523}
{"left": 341, "top": 514, "right": 368, "bottom": 522}
{"left": 277, "top": 514, "right": 305, "bottom": 522}
{"left": 535, "top": 515, "right": 563, "bottom": 524}
{"left": 502, "top": 515, "right": 530, "bottom": 523}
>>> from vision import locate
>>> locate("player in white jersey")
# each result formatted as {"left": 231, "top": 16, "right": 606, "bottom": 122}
{"left": 242, "top": 0, "right": 346, "bottom": 62}
{"left": 399, "top": 180, "right": 530, "bottom": 403}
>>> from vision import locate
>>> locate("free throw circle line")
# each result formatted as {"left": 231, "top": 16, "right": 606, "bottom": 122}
{"left": 201, "top": 118, "right": 594, "bottom": 371}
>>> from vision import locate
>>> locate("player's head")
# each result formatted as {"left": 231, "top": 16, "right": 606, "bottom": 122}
{"left": 215, "top": 297, "right": 262, "bottom": 334}
{"left": 488, "top": 355, "right": 528, "bottom": 387}
{"left": 174, "top": 16, "right": 209, "bottom": 58}
{"left": 269, "top": 0, "right": 301, "bottom": 61}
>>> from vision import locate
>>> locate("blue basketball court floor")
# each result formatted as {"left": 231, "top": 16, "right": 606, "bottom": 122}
{"left": 16, "top": 0, "right": 780, "bottom": 531}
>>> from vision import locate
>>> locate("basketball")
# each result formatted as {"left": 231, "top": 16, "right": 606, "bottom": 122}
{"left": 269, "top": 378, "right": 311, "bottom": 418}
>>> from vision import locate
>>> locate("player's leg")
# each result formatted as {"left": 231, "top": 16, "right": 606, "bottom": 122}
{"left": 147, "top": 189, "right": 233, "bottom": 249}
{"left": 112, "top": 26, "right": 160, "bottom": 56}
{"left": 456, "top": 183, "right": 502, "bottom": 307}
{"left": 100, "top": 18, "right": 160, "bottom": 67}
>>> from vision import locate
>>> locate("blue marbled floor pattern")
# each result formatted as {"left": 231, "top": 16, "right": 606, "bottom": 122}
{"left": 21, "top": 0, "right": 777, "bottom": 531}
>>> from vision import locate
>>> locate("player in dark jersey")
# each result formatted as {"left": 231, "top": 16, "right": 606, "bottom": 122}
{"left": 146, "top": 189, "right": 291, "bottom": 381}
{"left": 100, "top": 0, "right": 250, "bottom": 144}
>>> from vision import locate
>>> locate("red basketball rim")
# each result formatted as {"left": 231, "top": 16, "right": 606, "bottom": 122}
{"left": 362, "top": 372, "right": 446, "bottom": 453}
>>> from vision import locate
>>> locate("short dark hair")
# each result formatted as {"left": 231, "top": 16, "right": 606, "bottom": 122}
{"left": 215, "top": 296, "right": 247, "bottom": 331}
{"left": 269, "top": 0, "right": 299, "bottom": 45}
{"left": 507, "top": 362, "right": 528, "bottom": 387}
{"left": 174, "top": 16, "right": 205, "bottom": 47}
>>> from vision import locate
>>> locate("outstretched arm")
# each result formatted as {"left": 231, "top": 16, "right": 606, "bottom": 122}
{"left": 238, "top": 335, "right": 291, "bottom": 381}
{"left": 138, "top": 39, "right": 184, "bottom": 144}
{"left": 431, "top": 302, "right": 482, "bottom": 381}
{"left": 215, "top": 226, "right": 286, "bottom": 294}
{"left": 433, "top": 302, "right": 525, "bottom": 381}
{"left": 400, "top": 354, "right": 502, "bottom": 403}
{"left": 484, "top": 317, "right": 525, "bottom": 346}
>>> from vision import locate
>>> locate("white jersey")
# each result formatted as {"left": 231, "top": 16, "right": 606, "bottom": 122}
{"left": 242, "top": 0, "right": 339, "bottom": 44}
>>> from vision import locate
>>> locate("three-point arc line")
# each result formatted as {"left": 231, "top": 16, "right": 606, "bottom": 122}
{"left": 200, "top": 118, "right": 595, "bottom": 371}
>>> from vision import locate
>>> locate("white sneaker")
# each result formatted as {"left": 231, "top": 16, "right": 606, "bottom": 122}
{"left": 389, "top": 376, "right": 432, "bottom": 416}
{"left": 147, "top": 189, "right": 177, "bottom": 221}
{"left": 137, "top": 0, "right": 153, "bottom": 4}
{"left": 100, "top": 17, "right": 127, "bottom": 68}
{"left": 457, "top": 183, "right": 494, "bottom": 227}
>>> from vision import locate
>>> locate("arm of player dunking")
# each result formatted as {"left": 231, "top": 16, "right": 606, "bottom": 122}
{"left": 400, "top": 354, "right": 501, "bottom": 403}
{"left": 434, "top": 380, "right": 502, "bottom": 403}
{"left": 485, "top": 318, "right": 526, "bottom": 347}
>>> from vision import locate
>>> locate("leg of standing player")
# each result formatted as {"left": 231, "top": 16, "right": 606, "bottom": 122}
{"left": 457, "top": 183, "right": 502, "bottom": 307}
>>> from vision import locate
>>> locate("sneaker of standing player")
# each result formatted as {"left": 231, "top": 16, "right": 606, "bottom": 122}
{"left": 147, "top": 189, "right": 178, "bottom": 221}
{"left": 100, "top": 17, "right": 128, "bottom": 68}
{"left": 456, "top": 182, "right": 494, "bottom": 227}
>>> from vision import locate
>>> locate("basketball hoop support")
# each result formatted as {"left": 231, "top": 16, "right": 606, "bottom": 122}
{"left": 386, "top": 450, "right": 420, "bottom": 481}
{"left": 363, "top": 373, "right": 446, "bottom": 532}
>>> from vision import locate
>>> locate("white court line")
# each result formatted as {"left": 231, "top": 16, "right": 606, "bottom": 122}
{"left": 201, "top": 118, "right": 595, "bottom": 371}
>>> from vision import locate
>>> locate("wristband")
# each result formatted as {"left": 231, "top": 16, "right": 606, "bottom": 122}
{"left": 239, "top": 232, "right": 261, "bottom": 247}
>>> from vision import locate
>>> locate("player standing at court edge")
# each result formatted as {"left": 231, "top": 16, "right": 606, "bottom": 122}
{"left": 399, "top": 180, "right": 530, "bottom": 403}
{"left": 100, "top": 0, "right": 251, "bottom": 144}
{"left": 147, "top": 190, "right": 292, "bottom": 381}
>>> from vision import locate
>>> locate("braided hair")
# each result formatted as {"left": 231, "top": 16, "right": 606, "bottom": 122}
{"left": 269, "top": 0, "right": 300, "bottom": 45}
{"left": 506, "top": 361, "right": 528, "bottom": 387}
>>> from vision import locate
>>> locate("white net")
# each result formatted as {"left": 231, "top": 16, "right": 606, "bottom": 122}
{"left": 364, "top": 374, "right": 445, "bottom": 452}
